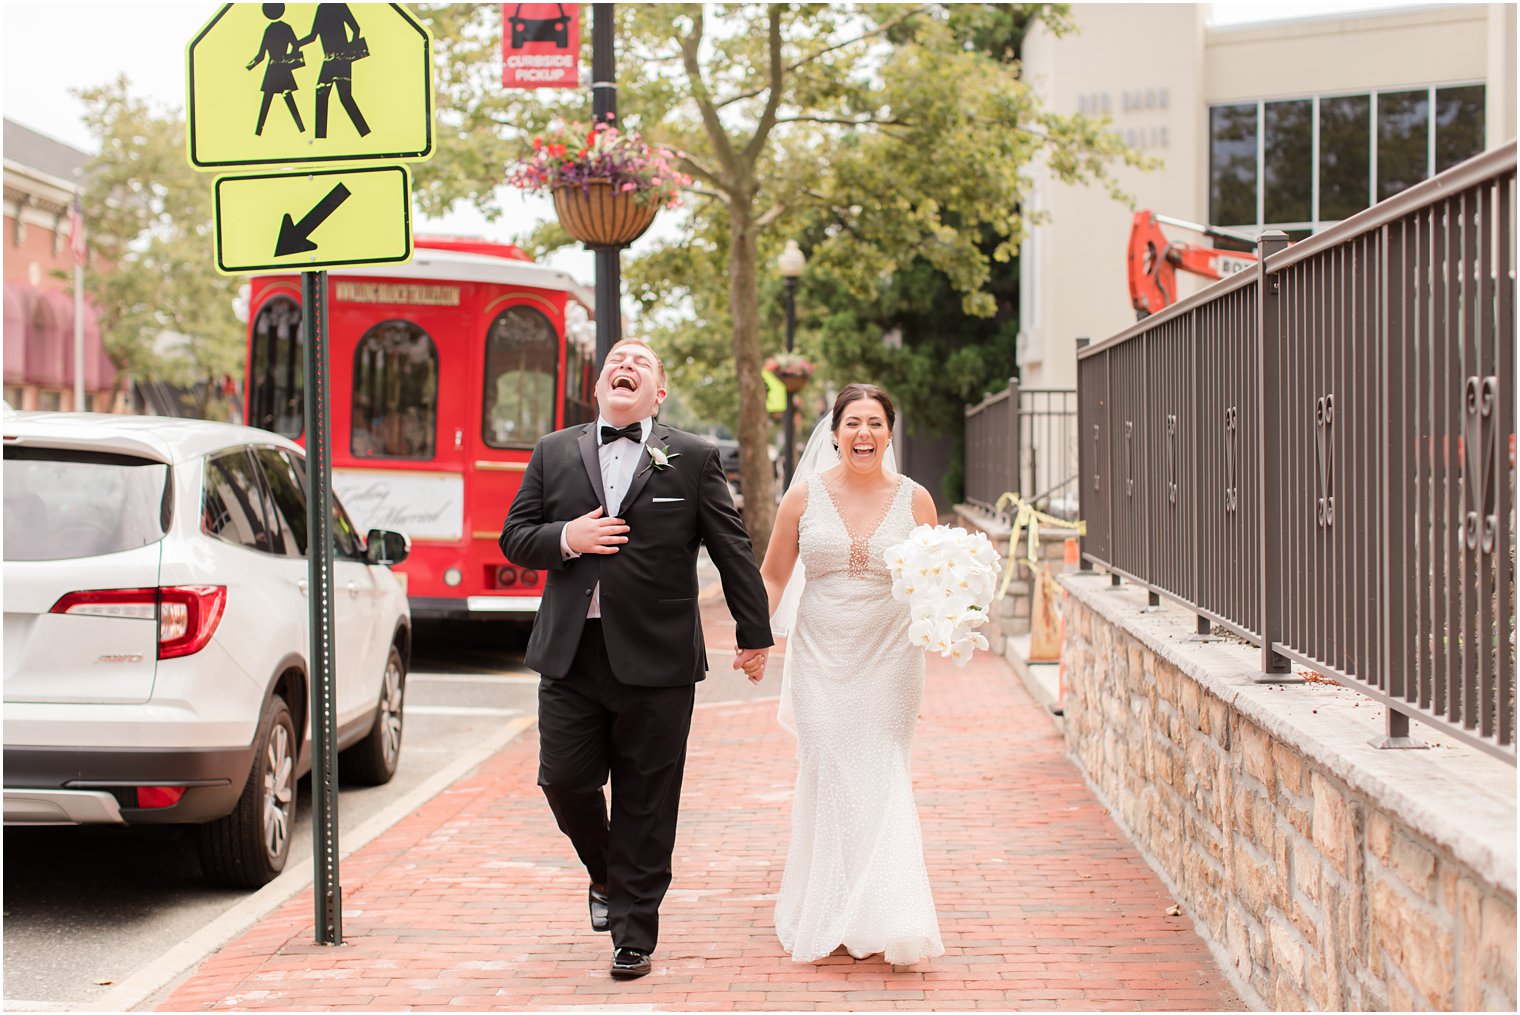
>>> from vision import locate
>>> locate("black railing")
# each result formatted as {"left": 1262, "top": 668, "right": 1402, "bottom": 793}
{"left": 965, "top": 382, "right": 1079, "bottom": 518}
{"left": 1079, "top": 143, "right": 1516, "bottom": 762}
{"left": 964, "top": 381, "right": 1018, "bottom": 514}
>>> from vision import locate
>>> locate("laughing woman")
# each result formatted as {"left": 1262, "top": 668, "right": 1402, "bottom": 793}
{"left": 757, "top": 383, "right": 945, "bottom": 966}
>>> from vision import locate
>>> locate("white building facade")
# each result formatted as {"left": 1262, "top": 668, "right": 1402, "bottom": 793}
{"left": 1017, "top": 2, "right": 1518, "bottom": 390}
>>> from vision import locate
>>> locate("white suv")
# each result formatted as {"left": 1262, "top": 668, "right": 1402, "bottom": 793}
{"left": 3, "top": 413, "right": 412, "bottom": 887}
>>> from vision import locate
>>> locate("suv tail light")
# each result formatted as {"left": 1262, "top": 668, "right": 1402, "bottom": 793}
{"left": 50, "top": 586, "right": 227, "bottom": 659}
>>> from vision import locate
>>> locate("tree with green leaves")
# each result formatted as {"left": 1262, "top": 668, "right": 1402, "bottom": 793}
{"left": 77, "top": 77, "right": 245, "bottom": 418}
{"left": 416, "top": 3, "right": 1140, "bottom": 551}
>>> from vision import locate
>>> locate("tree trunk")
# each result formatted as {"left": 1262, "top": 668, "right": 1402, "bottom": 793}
{"left": 727, "top": 200, "right": 777, "bottom": 556}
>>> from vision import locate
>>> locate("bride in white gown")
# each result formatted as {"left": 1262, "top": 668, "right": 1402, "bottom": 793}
{"left": 756, "top": 383, "right": 945, "bottom": 966}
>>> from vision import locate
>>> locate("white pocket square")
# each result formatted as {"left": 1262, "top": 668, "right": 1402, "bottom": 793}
{"left": 652, "top": 497, "right": 685, "bottom": 503}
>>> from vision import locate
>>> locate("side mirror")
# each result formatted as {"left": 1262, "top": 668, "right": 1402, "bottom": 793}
{"left": 365, "top": 528, "right": 410, "bottom": 566}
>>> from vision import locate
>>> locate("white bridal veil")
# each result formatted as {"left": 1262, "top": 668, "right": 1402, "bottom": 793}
{"left": 770, "top": 413, "right": 899, "bottom": 735}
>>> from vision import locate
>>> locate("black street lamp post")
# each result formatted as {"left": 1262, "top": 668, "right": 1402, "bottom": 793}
{"left": 591, "top": 3, "right": 619, "bottom": 369}
{"left": 778, "top": 240, "right": 805, "bottom": 489}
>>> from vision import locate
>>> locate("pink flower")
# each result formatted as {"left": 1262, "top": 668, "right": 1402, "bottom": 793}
{"left": 621, "top": 182, "right": 637, "bottom": 192}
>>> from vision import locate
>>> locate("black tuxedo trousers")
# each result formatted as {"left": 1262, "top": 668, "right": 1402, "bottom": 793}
{"left": 537, "top": 620, "right": 694, "bottom": 952}
{"left": 500, "top": 422, "right": 772, "bottom": 953}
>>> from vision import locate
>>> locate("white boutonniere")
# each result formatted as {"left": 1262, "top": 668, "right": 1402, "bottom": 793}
{"left": 646, "top": 443, "right": 681, "bottom": 472}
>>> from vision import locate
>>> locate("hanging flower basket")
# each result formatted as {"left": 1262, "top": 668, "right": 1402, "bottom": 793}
{"left": 552, "top": 181, "right": 660, "bottom": 249}
{"left": 779, "top": 373, "right": 810, "bottom": 394}
{"left": 765, "top": 352, "right": 815, "bottom": 393}
{"left": 508, "top": 117, "right": 691, "bottom": 250}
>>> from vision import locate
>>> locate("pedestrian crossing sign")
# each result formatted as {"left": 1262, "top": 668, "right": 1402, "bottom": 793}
{"left": 186, "top": 2, "right": 433, "bottom": 170}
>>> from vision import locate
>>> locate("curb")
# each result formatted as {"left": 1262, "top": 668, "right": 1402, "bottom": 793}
{"left": 87, "top": 714, "right": 537, "bottom": 1013}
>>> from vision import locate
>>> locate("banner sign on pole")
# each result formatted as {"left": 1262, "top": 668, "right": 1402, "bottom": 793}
{"left": 502, "top": 3, "right": 580, "bottom": 88}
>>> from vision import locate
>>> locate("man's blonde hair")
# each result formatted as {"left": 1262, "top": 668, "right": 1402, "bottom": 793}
{"left": 608, "top": 335, "right": 667, "bottom": 386}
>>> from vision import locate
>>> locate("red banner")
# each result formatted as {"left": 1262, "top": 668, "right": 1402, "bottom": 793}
{"left": 502, "top": 3, "right": 580, "bottom": 89}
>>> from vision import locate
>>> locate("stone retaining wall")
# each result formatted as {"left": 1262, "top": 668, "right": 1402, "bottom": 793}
{"left": 1059, "top": 571, "right": 1516, "bottom": 1011}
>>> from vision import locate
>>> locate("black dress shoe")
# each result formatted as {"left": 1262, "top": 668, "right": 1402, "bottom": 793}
{"left": 610, "top": 947, "right": 651, "bottom": 979}
{"left": 588, "top": 883, "right": 610, "bottom": 932}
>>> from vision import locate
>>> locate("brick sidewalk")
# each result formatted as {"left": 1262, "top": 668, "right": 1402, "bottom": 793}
{"left": 159, "top": 597, "right": 1244, "bottom": 1012}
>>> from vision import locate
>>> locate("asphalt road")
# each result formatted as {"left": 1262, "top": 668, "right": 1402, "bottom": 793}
{"left": 1, "top": 619, "right": 541, "bottom": 1012}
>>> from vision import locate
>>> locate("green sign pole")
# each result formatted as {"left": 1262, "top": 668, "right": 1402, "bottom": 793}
{"left": 301, "top": 268, "right": 342, "bottom": 944}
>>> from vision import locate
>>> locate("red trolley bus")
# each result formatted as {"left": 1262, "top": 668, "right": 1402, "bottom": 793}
{"left": 244, "top": 238, "right": 596, "bottom": 620}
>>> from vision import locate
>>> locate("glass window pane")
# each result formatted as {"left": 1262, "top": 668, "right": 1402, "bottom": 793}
{"left": 254, "top": 447, "right": 307, "bottom": 557}
{"left": 1210, "top": 104, "right": 1258, "bottom": 227}
{"left": 249, "top": 296, "right": 304, "bottom": 437}
{"left": 203, "top": 450, "right": 271, "bottom": 553}
{"left": 1435, "top": 85, "right": 1485, "bottom": 173}
{"left": 1318, "top": 94, "right": 1371, "bottom": 222}
{"left": 351, "top": 320, "right": 438, "bottom": 460}
{"left": 483, "top": 306, "right": 559, "bottom": 448}
{"left": 3, "top": 447, "right": 169, "bottom": 561}
{"left": 1263, "top": 100, "right": 1312, "bottom": 225}
{"left": 563, "top": 340, "right": 595, "bottom": 427}
{"left": 1377, "top": 90, "right": 1429, "bottom": 202}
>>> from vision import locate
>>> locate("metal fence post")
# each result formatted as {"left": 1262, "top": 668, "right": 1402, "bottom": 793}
{"left": 1256, "top": 231, "right": 1292, "bottom": 677}
{"left": 1075, "top": 339, "right": 1093, "bottom": 570}
{"left": 1008, "top": 377, "right": 1021, "bottom": 504}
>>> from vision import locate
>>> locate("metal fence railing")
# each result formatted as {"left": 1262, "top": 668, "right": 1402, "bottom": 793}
{"left": 965, "top": 383, "right": 1079, "bottom": 518}
{"left": 1019, "top": 388, "right": 1079, "bottom": 518}
{"left": 964, "top": 381, "right": 1018, "bottom": 514}
{"left": 1078, "top": 143, "right": 1516, "bottom": 763}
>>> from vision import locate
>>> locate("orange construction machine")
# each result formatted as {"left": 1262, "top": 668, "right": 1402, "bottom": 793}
{"left": 1127, "top": 210, "right": 1262, "bottom": 320}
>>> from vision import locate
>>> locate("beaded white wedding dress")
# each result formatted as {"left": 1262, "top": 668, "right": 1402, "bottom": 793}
{"left": 773, "top": 473, "right": 944, "bottom": 966}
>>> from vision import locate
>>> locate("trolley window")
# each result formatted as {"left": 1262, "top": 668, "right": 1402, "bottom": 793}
{"left": 248, "top": 296, "right": 304, "bottom": 438}
{"left": 351, "top": 320, "right": 438, "bottom": 460}
{"left": 483, "top": 305, "right": 559, "bottom": 448}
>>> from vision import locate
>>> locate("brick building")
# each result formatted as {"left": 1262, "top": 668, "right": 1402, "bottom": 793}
{"left": 3, "top": 118, "right": 121, "bottom": 412}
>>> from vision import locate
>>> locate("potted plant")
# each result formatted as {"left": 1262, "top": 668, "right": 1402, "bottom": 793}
{"left": 765, "top": 351, "right": 815, "bottom": 394}
{"left": 507, "top": 116, "right": 691, "bottom": 248}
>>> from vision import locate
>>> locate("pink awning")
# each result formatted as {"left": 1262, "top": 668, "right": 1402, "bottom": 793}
{"left": 3, "top": 283, "right": 114, "bottom": 391}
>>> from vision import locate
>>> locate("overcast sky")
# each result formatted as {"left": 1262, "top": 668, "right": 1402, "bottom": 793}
{"left": 1, "top": 0, "right": 1435, "bottom": 259}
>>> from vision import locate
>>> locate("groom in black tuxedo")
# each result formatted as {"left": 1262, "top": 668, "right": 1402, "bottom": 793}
{"left": 501, "top": 337, "right": 772, "bottom": 980}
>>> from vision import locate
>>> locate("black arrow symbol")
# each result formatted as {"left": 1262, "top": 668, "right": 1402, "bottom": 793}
{"left": 274, "top": 183, "right": 352, "bottom": 256}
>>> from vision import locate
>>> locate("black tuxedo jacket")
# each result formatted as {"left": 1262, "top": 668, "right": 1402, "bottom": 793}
{"left": 500, "top": 421, "right": 773, "bottom": 687}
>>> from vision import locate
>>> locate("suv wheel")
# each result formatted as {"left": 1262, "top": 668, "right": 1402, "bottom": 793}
{"left": 198, "top": 693, "right": 297, "bottom": 888}
{"left": 342, "top": 644, "right": 405, "bottom": 786}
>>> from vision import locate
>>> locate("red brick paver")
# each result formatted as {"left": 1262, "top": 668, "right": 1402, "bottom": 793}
{"left": 159, "top": 596, "right": 1243, "bottom": 1012}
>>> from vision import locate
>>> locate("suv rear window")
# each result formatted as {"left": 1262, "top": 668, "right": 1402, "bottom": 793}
{"left": 3, "top": 447, "right": 171, "bottom": 561}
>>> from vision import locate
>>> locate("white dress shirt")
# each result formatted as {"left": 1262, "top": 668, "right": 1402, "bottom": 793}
{"left": 560, "top": 416, "right": 652, "bottom": 618}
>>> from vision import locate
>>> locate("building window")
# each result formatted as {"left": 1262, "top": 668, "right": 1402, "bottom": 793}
{"left": 351, "top": 320, "right": 438, "bottom": 460}
{"left": 1263, "top": 99, "right": 1312, "bottom": 225}
{"left": 1318, "top": 95, "right": 1371, "bottom": 221}
{"left": 482, "top": 305, "right": 558, "bottom": 449}
{"left": 248, "top": 296, "right": 304, "bottom": 438}
{"left": 1434, "top": 84, "right": 1485, "bottom": 173}
{"left": 1209, "top": 104, "right": 1258, "bottom": 229}
{"left": 1210, "top": 83, "right": 1486, "bottom": 231}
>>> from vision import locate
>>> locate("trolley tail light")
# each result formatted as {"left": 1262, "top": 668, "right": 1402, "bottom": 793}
{"left": 50, "top": 586, "right": 228, "bottom": 660}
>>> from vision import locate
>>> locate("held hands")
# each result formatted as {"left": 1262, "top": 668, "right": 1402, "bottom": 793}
{"left": 564, "top": 507, "right": 629, "bottom": 556}
{"left": 734, "top": 647, "right": 768, "bottom": 684}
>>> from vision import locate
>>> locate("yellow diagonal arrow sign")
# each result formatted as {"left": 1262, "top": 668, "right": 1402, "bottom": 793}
{"left": 213, "top": 165, "right": 412, "bottom": 275}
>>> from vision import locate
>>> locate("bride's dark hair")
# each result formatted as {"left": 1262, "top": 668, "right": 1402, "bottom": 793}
{"left": 830, "top": 383, "right": 896, "bottom": 434}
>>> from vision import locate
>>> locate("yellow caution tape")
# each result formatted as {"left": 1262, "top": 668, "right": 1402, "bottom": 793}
{"left": 993, "top": 492, "right": 1087, "bottom": 601}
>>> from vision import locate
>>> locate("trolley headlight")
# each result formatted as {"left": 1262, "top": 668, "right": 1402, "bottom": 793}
{"left": 443, "top": 567, "right": 464, "bottom": 587}
{"left": 494, "top": 565, "right": 518, "bottom": 587}
{"left": 521, "top": 569, "right": 540, "bottom": 587}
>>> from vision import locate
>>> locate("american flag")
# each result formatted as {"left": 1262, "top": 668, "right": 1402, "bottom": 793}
{"left": 68, "top": 193, "right": 86, "bottom": 265}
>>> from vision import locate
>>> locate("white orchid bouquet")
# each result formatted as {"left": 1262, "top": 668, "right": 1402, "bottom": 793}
{"left": 884, "top": 524, "right": 1002, "bottom": 667}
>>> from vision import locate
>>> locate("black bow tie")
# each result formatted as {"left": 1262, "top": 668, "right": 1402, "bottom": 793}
{"left": 600, "top": 422, "right": 644, "bottom": 445}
